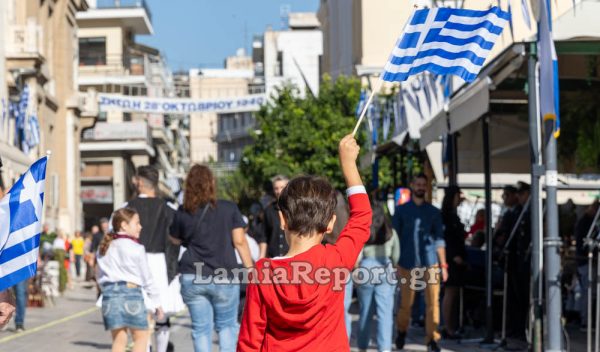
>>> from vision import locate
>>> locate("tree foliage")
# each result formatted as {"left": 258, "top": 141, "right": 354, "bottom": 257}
{"left": 558, "top": 83, "right": 600, "bottom": 172}
{"left": 213, "top": 75, "right": 367, "bottom": 207}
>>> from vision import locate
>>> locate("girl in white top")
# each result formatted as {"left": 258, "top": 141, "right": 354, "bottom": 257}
{"left": 96, "top": 208, "right": 164, "bottom": 352}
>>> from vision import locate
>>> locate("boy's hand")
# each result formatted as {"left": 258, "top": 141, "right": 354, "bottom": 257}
{"left": 339, "top": 134, "right": 362, "bottom": 188}
{"left": 339, "top": 134, "right": 360, "bottom": 165}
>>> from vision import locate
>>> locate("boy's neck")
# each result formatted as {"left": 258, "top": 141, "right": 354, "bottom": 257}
{"left": 285, "top": 233, "right": 324, "bottom": 257}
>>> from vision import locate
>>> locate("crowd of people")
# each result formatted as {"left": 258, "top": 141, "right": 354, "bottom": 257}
{"left": 1, "top": 134, "right": 599, "bottom": 352}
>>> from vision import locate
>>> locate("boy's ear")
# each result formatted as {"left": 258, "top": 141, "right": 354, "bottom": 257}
{"left": 326, "top": 214, "right": 337, "bottom": 234}
{"left": 278, "top": 210, "right": 288, "bottom": 231}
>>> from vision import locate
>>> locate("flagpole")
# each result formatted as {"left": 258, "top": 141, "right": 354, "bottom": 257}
{"left": 352, "top": 77, "right": 384, "bottom": 137}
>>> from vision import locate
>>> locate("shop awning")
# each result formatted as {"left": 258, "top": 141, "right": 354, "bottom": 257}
{"left": 553, "top": 0, "right": 600, "bottom": 41}
{"left": 419, "top": 43, "right": 526, "bottom": 149}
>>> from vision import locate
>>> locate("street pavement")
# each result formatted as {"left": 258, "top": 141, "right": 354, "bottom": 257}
{"left": 0, "top": 279, "right": 586, "bottom": 351}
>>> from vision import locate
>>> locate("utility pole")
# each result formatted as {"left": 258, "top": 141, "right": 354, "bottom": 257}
{"left": 537, "top": 0, "right": 564, "bottom": 349}
{"left": 543, "top": 114, "right": 563, "bottom": 352}
{"left": 527, "top": 42, "right": 543, "bottom": 352}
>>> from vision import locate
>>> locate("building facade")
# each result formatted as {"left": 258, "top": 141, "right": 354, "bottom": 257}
{"left": 76, "top": 0, "right": 185, "bottom": 229}
{"left": 1, "top": 0, "right": 88, "bottom": 234}
{"left": 260, "top": 12, "right": 323, "bottom": 98}
{"left": 188, "top": 50, "right": 254, "bottom": 166}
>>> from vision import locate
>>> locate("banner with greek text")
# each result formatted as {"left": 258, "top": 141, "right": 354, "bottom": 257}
{"left": 98, "top": 93, "right": 266, "bottom": 115}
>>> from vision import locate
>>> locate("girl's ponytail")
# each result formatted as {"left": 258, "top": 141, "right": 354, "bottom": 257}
{"left": 98, "top": 207, "right": 138, "bottom": 256}
{"left": 98, "top": 233, "right": 113, "bottom": 256}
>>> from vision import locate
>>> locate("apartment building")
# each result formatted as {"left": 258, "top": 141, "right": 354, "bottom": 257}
{"left": 1, "top": 0, "right": 88, "bottom": 234}
{"left": 258, "top": 12, "right": 322, "bottom": 98}
{"left": 76, "top": 0, "right": 185, "bottom": 228}
{"left": 188, "top": 49, "right": 255, "bottom": 167}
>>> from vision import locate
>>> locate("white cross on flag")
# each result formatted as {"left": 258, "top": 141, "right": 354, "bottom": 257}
{"left": 0, "top": 156, "right": 47, "bottom": 291}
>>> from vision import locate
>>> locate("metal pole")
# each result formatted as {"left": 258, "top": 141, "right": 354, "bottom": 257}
{"left": 482, "top": 115, "right": 494, "bottom": 343}
{"left": 543, "top": 120, "right": 563, "bottom": 352}
{"left": 528, "top": 42, "right": 544, "bottom": 352}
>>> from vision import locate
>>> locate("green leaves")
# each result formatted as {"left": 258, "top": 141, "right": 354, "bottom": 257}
{"left": 234, "top": 76, "right": 364, "bottom": 200}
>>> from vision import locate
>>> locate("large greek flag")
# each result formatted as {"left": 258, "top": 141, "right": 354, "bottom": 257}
{"left": 0, "top": 157, "right": 47, "bottom": 291}
{"left": 383, "top": 6, "right": 510, "bottom": 83}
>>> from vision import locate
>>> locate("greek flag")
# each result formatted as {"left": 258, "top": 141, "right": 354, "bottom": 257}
{"left": 538, "top": 0, "right": 560, "bottom": 138}
{"left": 0, "top": 157, "right": 47, "bottom": 291}
{"left": 383, "top": 6, "right": 510, "bottom": 83}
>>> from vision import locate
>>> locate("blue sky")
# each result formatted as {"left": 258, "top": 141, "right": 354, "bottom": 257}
{"left": 137, "top": 0, "right": 319, "bottom": 72}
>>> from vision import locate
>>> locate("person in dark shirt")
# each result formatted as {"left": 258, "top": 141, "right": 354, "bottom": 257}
{"left": 507, "top": 181, "right": 531, "bottom": 339}
{"left": 261, "top": 175, "right": 289, "bottom": 258}
{"left": 441, "top": 186, "right": 466, "bottom": 339}
{"left": 493, "top": 185, "right": 519, "bottom": 252}
{"left": 169, "top": 164, "right": 252, "bottom": 352}
{"left": 576, "top": 200, "right": 600, "bottom": 328}
{"left": 125, "top": 166, "right": 180, "bottom": 352}
{"left": 90, "top": 221, "right": 108, "bottom": 255}
{"left": 393, "top": 174, "right": 447, "bottom": 352}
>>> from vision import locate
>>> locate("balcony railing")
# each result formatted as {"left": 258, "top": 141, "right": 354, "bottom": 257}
{"left": 82, "top": 121, "right": 151, "bottom": 144}
{"left": 79, "top": 52, "right": 151, "bottom": 80}
{"left": 5, "top": 22, "right": 44, "bottom": 58}
{"left": 96, "top": 0, "right": 152, "bottom": 21}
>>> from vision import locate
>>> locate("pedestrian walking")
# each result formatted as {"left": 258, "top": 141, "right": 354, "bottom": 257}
{"left": 71, "top": 231, "right": 85, "bottom": 279}
{"left": 393, "top": 173, "right": 447, "bottom": 352}
{"left": 96, "top": 208, "right": 164, "bottom": 352}
{"left": 124, "top": 165, "right": 183, "bottom": 352}
{"left": 261, "top": 175, "right": 289, "bottom": 258}
{"left": 237, "top": 134, "right": 372, "bottom": 351}
{"left": 440, "top": 186, "right": 466, "bottom": 339}
{"left": 12, "top": 279, "right": 27, "bottom": 332}
{"left": 356, "top": 195, "right": 399, "bottom": 352}
{"left": 169, "top": 165, "right": 253, "bottom": 352}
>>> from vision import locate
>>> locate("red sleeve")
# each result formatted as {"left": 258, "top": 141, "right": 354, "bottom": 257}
{"left": 329, "top": 193, "right": 372, "bottom": 269}
{"left": 237, "top": 280, "right": 267, "bottom": 351}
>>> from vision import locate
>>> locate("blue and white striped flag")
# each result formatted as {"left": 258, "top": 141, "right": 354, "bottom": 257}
{"left": 0, "top": 157, "right": 47, "bottom": 291}
{"left": 382, "top": 6, "right": 510, "bottom": 83}
{"left": 538, "top": 0, "right": 560, "bottom": 138}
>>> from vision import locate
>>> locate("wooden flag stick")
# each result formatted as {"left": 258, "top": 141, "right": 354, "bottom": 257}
{"left": 352, "top": 76, "right": 384, "bottom": 137}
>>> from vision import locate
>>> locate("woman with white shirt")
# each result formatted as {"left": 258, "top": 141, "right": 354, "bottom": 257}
{"left": 96, "top": 208, "right": 164, "bottom": 352}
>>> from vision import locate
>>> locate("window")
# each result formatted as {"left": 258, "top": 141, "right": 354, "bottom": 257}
{"left": 79, "top": 37, "right": 106, "bottom": 66}
{"left": 275, "top": 51, "right": 283, "bottom": 77}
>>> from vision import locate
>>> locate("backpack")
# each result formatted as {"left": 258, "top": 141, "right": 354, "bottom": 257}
{"left": 366, "top": 199, "right": 394, "bottom": 245}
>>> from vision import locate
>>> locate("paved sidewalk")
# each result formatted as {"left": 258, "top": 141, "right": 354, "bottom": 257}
{"left": 0, "top": 280, "right": 586, "bottom": 351}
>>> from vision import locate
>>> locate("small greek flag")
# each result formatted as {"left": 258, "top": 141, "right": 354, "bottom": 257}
{"left": 538, "top": 0, "right": 560, "bottom": 138}
{"left": 383, "top": 6, "right": 510, "bottom": 83}
{"left": 0, "top": 157, "right": 47, "bottom": 290}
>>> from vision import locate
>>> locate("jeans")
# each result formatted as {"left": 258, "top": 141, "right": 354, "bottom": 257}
{"left": 578, "top": 264, "right": 590, "bottom": 324}
{"left": 180, "top": 274, "right": 240, "bottom": 352}
{"left": 344, "top": 276, "right": 354, "bottom": 340}
{"left": 101, "top": 282, "right": 148, "bottom": 330}
{"left": 356, "top": 257, "right": 396, "bottom": 352}
{"left": 14, "top": 279, "right": 27, "bottom": 326}
{"left": 74, "top": 255, "right": 82, "bottom": 277}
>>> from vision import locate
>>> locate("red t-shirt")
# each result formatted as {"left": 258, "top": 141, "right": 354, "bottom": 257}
{"left": 237, "top": 192, "right": 372, "bottom": 352}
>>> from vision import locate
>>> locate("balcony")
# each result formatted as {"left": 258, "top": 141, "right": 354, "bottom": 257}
{"left": 78, "top": 52, "right": 152, "bottom": 88}
{"left": 80, "top": 121, "right": 155, "bottom": 157}
{"left": 77, "top": 0, "right": 153, "bottom": 35}
{"left": 5, "top": 22, "right": 44, "bottom": 60}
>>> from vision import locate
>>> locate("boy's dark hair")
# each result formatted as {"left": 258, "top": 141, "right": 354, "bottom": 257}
{"left": 137, "top": 165, "right": 159, "bottom": 187}
{"left": 277, "top": 176, "right": 337, "bottom": 236}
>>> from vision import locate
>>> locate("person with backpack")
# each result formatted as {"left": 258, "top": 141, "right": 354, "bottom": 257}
{"left": 356, "top": 194, "right": 400, "bottom": 352}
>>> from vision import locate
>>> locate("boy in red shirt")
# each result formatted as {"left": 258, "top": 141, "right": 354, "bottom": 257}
{"left": 238, "top": 134, "right": 372, "bottom": 351}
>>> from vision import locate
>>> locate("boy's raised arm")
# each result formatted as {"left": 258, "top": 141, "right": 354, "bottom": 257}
{"left": 332, "top": 134, "right": 372, "bottom": 269}
{"left": 339, "top": 134, "right": 362, "bottom": 188}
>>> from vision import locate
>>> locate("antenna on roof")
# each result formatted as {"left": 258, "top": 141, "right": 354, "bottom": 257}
{"left": 280, "top": 4, "right": 291, "bottom": 29}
